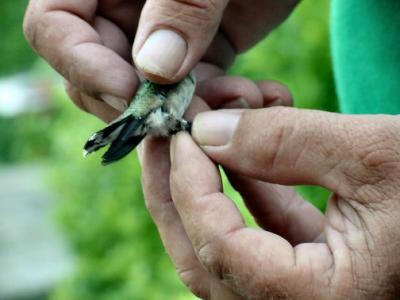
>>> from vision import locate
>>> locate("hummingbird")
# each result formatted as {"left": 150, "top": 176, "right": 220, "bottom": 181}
{"left": 83, "top": 73, "right": 196, "bottom": 165}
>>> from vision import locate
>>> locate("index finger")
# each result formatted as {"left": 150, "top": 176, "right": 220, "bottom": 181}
{"left": 24, "top": 0, "right": 138, "bottom": 102}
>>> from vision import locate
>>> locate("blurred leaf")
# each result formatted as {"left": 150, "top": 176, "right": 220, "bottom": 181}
{"left": 0, "top": 1, "right": 36, "bottom": 76}
{"left": 0, "top": 113, "right": 54, "bottom": 163}
{"left": 230, "top": 0, "right": 337, "bottom": 112}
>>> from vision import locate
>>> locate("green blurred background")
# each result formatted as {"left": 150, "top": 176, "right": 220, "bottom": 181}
{"left": 0, "top": 1, "right": 336, "bottom": 299}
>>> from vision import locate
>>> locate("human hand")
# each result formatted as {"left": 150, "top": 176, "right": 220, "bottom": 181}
{"left": 23, "top": 0, "right": 298, "bottom": 120}
{"left": 139, "top": 81, "right": 293, "bottom": 299}
{"left": 163, "top": 108, "right": 400, "bottom": 299}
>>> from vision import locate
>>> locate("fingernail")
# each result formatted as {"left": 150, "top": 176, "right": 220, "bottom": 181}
{"left": 223, "top": 97, "right": 250, "bottom": 109}
{"left": 170, "top": 135, "right": 177, "bottom": 165}
{"left": 170, "top": 133, "right": 188, "bottom": 167}
{"left": 100, "top": 94, "right": 128, "bottom": 112}
{"left": 270, "top": 98, "right": 283, "bottom": 107}
{"left": 135, "top": 30, "right": 187, "bottom": 79}
{"left": 192, "top": 110, "right": 242, "bottom": 147}
{"left": 136, "top": 142, "right": 144, "bottom": 166}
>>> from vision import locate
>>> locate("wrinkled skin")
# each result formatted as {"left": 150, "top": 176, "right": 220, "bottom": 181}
{"left": 23, "top": 0, "right": 298, "bottom": 120}
{"left": 24, "top": 1, "right": 400, "bottom": 299}
{"left": 142, "top": 108, "right": 400, "bottom": 299}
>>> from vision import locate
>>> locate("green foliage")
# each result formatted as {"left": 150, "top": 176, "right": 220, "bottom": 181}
{"left": 231, "top": 0, "right": 337, "bottom": 112}
{"left": 0, "top": 113, "right": 54, "bottom": 163}
{"left": 0, "top": 0, "right": 48, "bottom": 164}
{"left": 0, "top": 62, "right": 61, "bottom": 164}
{"left": 0, "top": 0, "right": 36, "bottom": 76}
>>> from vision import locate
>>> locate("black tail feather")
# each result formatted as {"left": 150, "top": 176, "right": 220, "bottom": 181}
{"left": 84, "top": 115, "right": 147, "bottom": 164}
{"left": 100, "top": 116, "right": 146, "bottom": 164}
{"left": 118, "top": 115, "right": 145, "bottom": 142}
{"left": 83, "top": 116, "right": 131, "bottom": 155}
{"left": 102, "top": 135, "right": 145, "bottom": 165}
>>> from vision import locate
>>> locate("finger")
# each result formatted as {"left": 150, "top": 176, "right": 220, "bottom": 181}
{"left": 256, "top": 80, "right": 293, "bottom": 107}
{"left": 170, "top": 133, "right": 306, "bottom": 297}
{"left": 97, "top": 0, "right": 144, "bottom": 40}
{"left": 227, "top": 173, "right": 324, "bottom": 244}
{"left": 196, "top": 78, "right": 319, "bottom": 242}
{"left": 197, "top": 76, "right": 262, "bottom": 109}
{"left": 221, "top": 1, "right": 300, "bottom": 52}
{"left": 140, "top": 138, "right": 212, "bottom": 299}
{"left": 197, "top": 77, "right": 293, "bottom": 109}
{"left": 184, "top": 96, "right": 211, "bottom": 121}
{"left": 24, "top": 0, "right": 138, "bottom": 109}
{"left": 195, "top": 79, "right": 320, "bottom": 243}
{"left": 193, "top": 62, "right": 225, "bottom": 82}
{"left": 140, "top": 97, "right": 242, "bottom": 299}
{"left": 133, "top": 0, "right": 230, "bottom": 82}
{"left": 65, "top": 81, "right": 120, "bottom": 123}
{"left": 190, "top": 108, "right": 344, "bottom": 192}
{"left": 93, "top": 16, "right": 131, "bottom": 62}
{"left": 140, "top": 136, "right": 242, "bottom": 299}
{"left": 192, "top": 108, "right": 400, "bottom": 202}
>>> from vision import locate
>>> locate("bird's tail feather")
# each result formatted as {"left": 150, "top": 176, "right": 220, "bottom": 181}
{"left": 102, "top": 135, "right": 144, "bottom": 165}
{"left": 83, "top": 115, "right": 146, "bottom": 164}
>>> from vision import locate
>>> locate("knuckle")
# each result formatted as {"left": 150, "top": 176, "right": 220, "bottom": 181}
{"left": 64, "top": 81, "right": 87, "bottom": 112}
{"left": 145, "top": 199, "right": 175, "bottom": 225}
{"left": 197, "top": 241, "right": 225, "bottom": 279}
{"left": 177, "top": 267, "right": 210, "bottom": 299}
{"left": 196, "top": 227, "right": 239, "bottom": 281}
{"left": 23, "top": 12, "right": 38, "bottom": 48}
{"left": 278, "top": 84, "right": 294, "bottom": 107}
{"left": 357, "top": 148, "right": 400, "bottom": 186}
{"left": 338, "top": 116, "right": 400, "bottom": 202}
{"left": 349, "top": 117, "right": 400, "bottom": 180}
{"left": 362, "top": 117, "right": 398, "bottom": 155}
{"left": 260, "top": 80, "right": 294, "bottom": 108}
{"left": 237, "top": 107, "right": 293, "bottom": 172}
{"left": 149, "top": 0, "right": 224, "bottom": 32}
{"left": 171, "top": 0, "right": 222, "bottom": 13}
{"left": 24, "top": 11, "right": 63, "bottom": 67}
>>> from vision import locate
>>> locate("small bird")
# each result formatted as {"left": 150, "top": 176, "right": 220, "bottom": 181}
{"left": 83, "top": 73, "right": 196, "bottom": 165}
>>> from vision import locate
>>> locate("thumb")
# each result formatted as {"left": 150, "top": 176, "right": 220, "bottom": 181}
{"left": 133, "top": 0, "right": 229, "bottom": 82}
{"left": 192, "top": 108, "right": 400, "bottom": 198}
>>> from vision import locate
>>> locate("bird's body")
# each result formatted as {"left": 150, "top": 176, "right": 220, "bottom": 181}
{"left": 84, "top": 73, "right": 196, "bottom": 165}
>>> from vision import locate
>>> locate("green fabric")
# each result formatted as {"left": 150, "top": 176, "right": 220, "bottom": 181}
{"left": 331, "top": 0, "right": 400, "bottom": 114}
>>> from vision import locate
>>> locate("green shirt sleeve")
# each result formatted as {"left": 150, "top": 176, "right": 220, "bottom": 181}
{"left": 331, "top": 0, "right": 400, "bottom": 114}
